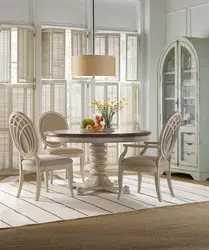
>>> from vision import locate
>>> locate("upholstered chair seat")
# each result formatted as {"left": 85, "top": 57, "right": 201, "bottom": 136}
{"left": 122, "top": 155, "right": 169, "bottom": 171}
{"left": 44, "top": 147, "right": 84, "bottom": 156}
{"left": 22, "top": 154, "right": 73, "bottom": 169}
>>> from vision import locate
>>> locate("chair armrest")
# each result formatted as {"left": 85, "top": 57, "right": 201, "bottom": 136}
{"left": 123, "top": 144, "right": 145, "bottom": 148}
{"left": 123, "top": 143, "right": 160, "bottom": 156}
{"left": 144, "top": 141, "right": 159, "bottom": 145}
{"left": 123, "top": 144, "right": 159, "bottom": 149}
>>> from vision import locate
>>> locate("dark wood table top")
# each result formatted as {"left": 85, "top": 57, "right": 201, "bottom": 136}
{"left": 45, "top": 129, "right": 151, "bottom": 138}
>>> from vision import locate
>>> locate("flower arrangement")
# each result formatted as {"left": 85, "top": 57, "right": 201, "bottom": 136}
{"left": 92, "top": 97, "right": 128, "bottom": 130}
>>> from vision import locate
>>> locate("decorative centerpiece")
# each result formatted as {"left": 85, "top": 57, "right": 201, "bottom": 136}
{"left": 80, "top": 97, "right": 127, "bottom": 133}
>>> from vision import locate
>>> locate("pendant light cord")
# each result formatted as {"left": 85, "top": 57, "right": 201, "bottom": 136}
{"left": 92, "top": 0, "right": 95, "bottom": 55}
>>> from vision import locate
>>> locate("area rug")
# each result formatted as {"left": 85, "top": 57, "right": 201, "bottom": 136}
{"left": 0, "top": 202, "right": 209, "bottom": 250}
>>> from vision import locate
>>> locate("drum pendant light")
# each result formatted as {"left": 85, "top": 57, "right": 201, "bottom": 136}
{"left": 71, "top": 0, "right": 116, "bottom": 77}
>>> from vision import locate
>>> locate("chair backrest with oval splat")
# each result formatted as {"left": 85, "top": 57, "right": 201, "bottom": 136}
{"left": 38, "top": 111, "right": 69, "bottom": 148}
{"left": 159, "top": 111, "right": 182, "bottom": 159}
{"left": 9, "top": 112, "right": 38, "bottom": 158}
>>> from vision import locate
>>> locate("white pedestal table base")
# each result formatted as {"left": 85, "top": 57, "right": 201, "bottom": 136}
{"left": 74, "top": 143, "right": 130, "bottom": 195}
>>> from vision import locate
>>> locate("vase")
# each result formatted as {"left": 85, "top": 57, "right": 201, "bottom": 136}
{"left": 104, "top": 117, "right": 113, "bottom": 130}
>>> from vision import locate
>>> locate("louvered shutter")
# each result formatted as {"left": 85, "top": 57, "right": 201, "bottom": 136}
{"left": 41, "top": 28, "right": 67, "bottom": 117}
{"left": 42, "top": 83, "right": 51, "bottom": 112}
{"left": 71, "top": 30, "right": 87, "bottom": 56}
{"left": 42, "top": 29, "right": 50, "bottom": 79}
{"left": 126, "top": 34, "right": 139, "bottom": 81}
{"left": 0, "top": 87, "right": 9, "bottom": 168}
{"left": 94, "top": 34, "right": 120, "bottom": 81}
{"left": 51, "top": 29, "right": 65, "bottom": 79}
{"left": 95, "top": 34, "right": 106, "bottom": 55}
{"left": 18, "top": 27, "right": 34, "bottom": 83}
{"left": 107, "top": 34, "right": 120, "bottom": 81}
{"left": 42, "top": 28, "right": 66, "bottom": 79}
{"left": 0, "top": 28, "right": 11, "bottom": 83}
{"left": 0, "top": 26, "right": 35, "bottom": 171}
{"left": 70, "top": 30, "right": 88, "bottom": 125}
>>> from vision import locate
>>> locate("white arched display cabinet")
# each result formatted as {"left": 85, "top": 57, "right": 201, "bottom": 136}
{"left": 158, "top": 37, "right": 209, "bottom": 181}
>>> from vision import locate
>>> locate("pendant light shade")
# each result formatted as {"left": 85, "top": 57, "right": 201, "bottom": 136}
{"left": 72, "top": 55, "right": 115, "bottom": 76}
{"left": 71, "top": 0, "right": 116, "bottom": 77}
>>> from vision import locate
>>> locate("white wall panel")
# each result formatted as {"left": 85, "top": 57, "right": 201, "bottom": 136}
{"left": 190, "top": 2, "right": 209, "bottom": 37}
{"left": 166, "top": 0, "right": 209, "bottom": 12}
{"left": 166, "top": 9, "right": 187, "bottom": 42}
{"left": 38, "top": 0, "right": 87, "bottom": 27}
{"left": 95, "top": 0, "right": 138, "bottom": 31}
{"left": 0, "top": 0, "right": 32, "bottom": 24}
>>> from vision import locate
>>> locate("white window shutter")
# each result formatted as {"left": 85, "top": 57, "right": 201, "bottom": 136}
{"left": 126, "top": 34, "right": 139, "bottom": 81}
{"left": 51, "top": 29, "right": 65, "bottom": 79}
{"left": 107, "top": 34, "right": 120, "bottom": 81}
{"left": 42, "top": 82, "right": 51, "bottom": 112}
{"left": 71, "top": 30, "right": 87, "bottom": 56}
{"left": 42, "top": 80, "right": 67, "bottom": 117}
{"left": 17, "top": 27, "right": 34, "bottom": 83}
{"left": 95, "top": 34, "right": 105, "bottom": 55}
{"left": 0, "top": 28, "right": 11, "bottom": 83}
{"left": 42, "top": 28, "right": 66, "bottom": 79}
{"left": 0, "top": 26, "right": 34, "bottom": 171}
{"left": 54, "top": 82, "right": 67, "bottom": 117}
{"left": 42, "top": 29, "right": 50, "bottom": 79}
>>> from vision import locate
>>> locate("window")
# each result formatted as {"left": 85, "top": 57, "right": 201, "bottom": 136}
{"left": 0, "top": 26, "right": 139, "bottom": 172}
{"left": 0, "top": 26, "right": 34, "bottom": 171}
{"left": 94, "top": 32, "right": 140, "bottom": 164}
{"left": 41, "top": 27, "right": 140, "bottom": 167}
{"left": 41, "top": 28, "right": 67, "bottom": 117}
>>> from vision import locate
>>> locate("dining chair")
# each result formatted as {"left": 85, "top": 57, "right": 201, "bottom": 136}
{"left": 118, "top": 111, "right": 182, "bottom": 201}
{"left": 38, "top": 111, "right": 85, "bottom": 183}
{"left": 9, "top": 111, "right": 74, "bottom": 201}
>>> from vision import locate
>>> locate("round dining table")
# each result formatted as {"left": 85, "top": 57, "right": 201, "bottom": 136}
{"left": 45, "top": 130, "right": 151, "bottom": 194}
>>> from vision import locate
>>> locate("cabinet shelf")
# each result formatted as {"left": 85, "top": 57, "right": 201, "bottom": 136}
{"left": 164, "top": 97, "right": 175, "bottom": 100}
{"left": 183, "top": 97, "right": 195, "bottom": 100}
{"left": 182, "top": 82, "right": 195, "bottom": 86}
{"left": 164, "top": 72, "right": 175, "bottom": 75}
{"left": 182, "top": 69, "right": 195, "bottom": 73}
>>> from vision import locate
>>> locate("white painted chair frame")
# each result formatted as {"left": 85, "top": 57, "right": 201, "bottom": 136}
{"left": 9, "top": 111, "right": 74, "bottom": 201}
{"left": 38, "top": 111, "right": 85, "bottom": 183}
{"left": 118, "top": 112, "right": 182, "bottom": 202}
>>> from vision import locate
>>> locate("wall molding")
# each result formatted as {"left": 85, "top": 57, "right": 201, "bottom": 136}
{"left": 166, "top": 8, "right": 187, "bottom": 42}
{"left": 166, "top": 1, "right": 209, "bottom": 39}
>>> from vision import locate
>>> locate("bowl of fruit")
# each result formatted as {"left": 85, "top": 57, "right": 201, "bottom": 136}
{"left": 80, "top": 116, "right": 114, "bottom": 133}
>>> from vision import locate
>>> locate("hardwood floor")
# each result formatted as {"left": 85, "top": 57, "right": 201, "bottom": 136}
{"left": 0, "top": 173, "right": 208, "bottom": 228}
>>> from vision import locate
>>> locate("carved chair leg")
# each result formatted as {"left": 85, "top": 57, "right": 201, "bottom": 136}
{"left": 154, "top": 173, "right": 162, "bottom": 202}
{"left": 80, "top": 156, "right": 85, "bottom": 182}
{"left": 17, "top": 167, "right": 24, "bottom": 198}
{"left": 50, "top": 171, "right": 53, "bottom": 184}
{"left": 36, "top": 170, "right": 42, "bottom": 201}
{"left": 67, "top": 165, "right": 74, "bottom": 197}
{"left": 44, "top": 171, "right": 49, "bottom": 192}
{"left": 167, "top": 170, "right": 174, "bottom": 197}
{"left": 138, "top": 172, "right": 142, "bottom": 193}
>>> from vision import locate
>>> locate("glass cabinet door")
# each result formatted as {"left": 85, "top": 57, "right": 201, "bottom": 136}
{"left": 179, "top": 43, "right": 197, "bottom": 166}
{"left": 161, "top": 45, "right": 178, "bottom": 164}
{"left": 179, "top": 45, "right": 197, "bottom": 127}
{"left": 162, "top": 46, "right": 177, "bottom": 124}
